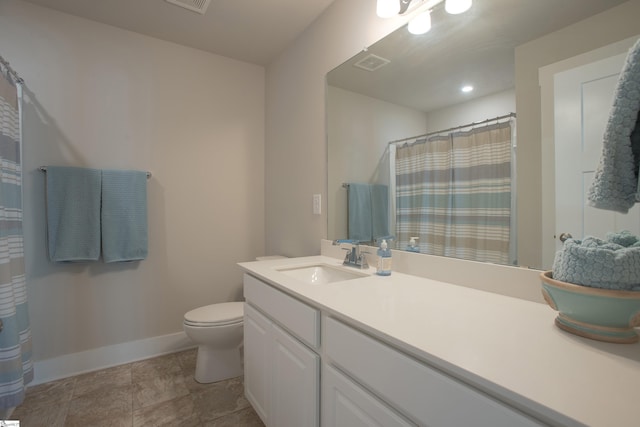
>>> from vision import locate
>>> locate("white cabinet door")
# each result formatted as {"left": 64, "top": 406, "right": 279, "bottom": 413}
{"left": 245, "top": 298, "right": 320, "bottom": 427}
{"left": 322, "top": 363, "right": 415, "bottom": 427}
{"left": 324, "top": 316, "right": 544, "bottom": 427}
{"left": 244, "top": 303, "right": 271, "bottom": 425}
{"left": 271, "top": 323, "right": 320, "bottom": 427}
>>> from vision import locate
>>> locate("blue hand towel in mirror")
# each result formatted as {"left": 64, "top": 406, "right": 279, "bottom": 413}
{"left": 348, "top": 183, "right": 373, "bottom": 242}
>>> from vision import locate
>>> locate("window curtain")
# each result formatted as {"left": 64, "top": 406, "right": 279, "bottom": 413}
{"left": 0, "top": 68, "right": 33, "bottom": 409}
{"left": 395, "top": 120, "right": 513, "bottom": 264}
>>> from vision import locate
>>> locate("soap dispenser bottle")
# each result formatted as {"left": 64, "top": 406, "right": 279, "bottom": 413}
{"left": 406, "top": 236, "right": 420, "bottom": 253}
{"left": 376, "top": 239, "right": 392, "bottom": 276}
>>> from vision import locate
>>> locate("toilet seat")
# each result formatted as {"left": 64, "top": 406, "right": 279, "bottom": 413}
{"left": 184, "top": 302, "right": 243, "bottom": 327}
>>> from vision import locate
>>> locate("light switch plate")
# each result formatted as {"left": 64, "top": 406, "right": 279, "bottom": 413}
{"left": 313, "top": 194, "right": 321, "bottom": 215}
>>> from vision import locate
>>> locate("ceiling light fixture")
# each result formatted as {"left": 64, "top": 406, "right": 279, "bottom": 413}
{"left": 407, "top": 10, "right": 431, "bottom": 35}
{"left": 377, "top": 0, "right": 472, "bottom": 34}
{"left": 377, "top": 0, "right": 401, "bottom": 18}
{"left": 445, "top": 0, "right": 472, "bottom": 14}
{"left": 461, "top": 85, "right": 474, "bottom": 93}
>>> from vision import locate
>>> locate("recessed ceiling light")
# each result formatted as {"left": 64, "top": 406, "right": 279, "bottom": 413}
{"left": 461, "top": 85, "right": 474, "bottom": 93}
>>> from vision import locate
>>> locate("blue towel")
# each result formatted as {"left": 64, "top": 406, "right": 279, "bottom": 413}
{"left": 347, "top": 183, "right": 389, "bottom": 242}
{"left": 46, "top": 166, "right": 102, "bottom": 262}
{"left": 348, "top": 183, "right": 372, "bottom": 242}
{"left": 101, "top": 170, "right": 148, "bottom": 263}
{"left": 370, "top": 184, "right": 389, "bottom": 241}
{"left": 588, "top": 39, "right": 640, "bottom": 213}
{"left": 552, "top": 231, "right": 640, "bottom": 290}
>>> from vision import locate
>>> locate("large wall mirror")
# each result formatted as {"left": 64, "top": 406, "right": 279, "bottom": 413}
{"left": 327, "top": 0, "right": 637, "bottom": 270}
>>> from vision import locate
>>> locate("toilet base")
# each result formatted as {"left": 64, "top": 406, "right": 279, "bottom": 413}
{"left": 194, "top": 344, "right": 243, "bottom": 384}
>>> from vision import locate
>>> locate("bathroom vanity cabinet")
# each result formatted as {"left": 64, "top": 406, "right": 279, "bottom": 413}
{"left": 323, "top": 316, "right": 541, "bottom": 426}
{"left": 240, "top": 255, "right": 640, "bottom": 427}
{"left": 244, "top": 274, "right": 320, "bottom": 426}
{"left": 321, "top": 362, "right": 413, "bottom": 427}
{"left": 243, "top": 272, "right": 542, "bottom": 427}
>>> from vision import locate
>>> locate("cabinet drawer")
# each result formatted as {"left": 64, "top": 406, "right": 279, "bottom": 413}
{"left": 324, "top": 317, "right": 543, "bottom": 427}
{"left": 322, "top": 363, "right": 415, "bottom": 427}
{"left": 244, "top": 273, "right": 320, "bottom": 348}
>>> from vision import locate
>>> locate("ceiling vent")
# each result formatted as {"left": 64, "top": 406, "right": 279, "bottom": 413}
{"left": 353, "top": 54, "right": 391, "bottom": 72}
{"left": 165, "top": 0, "right": 212, "bottom": 14}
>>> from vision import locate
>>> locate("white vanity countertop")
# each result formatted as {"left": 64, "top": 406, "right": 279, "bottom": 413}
{"left": 238, "top": 255, "right": 640, "bottom": 427}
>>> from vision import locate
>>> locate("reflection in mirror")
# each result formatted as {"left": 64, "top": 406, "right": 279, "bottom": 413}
{"left": 326, "top": 0, "right": 632, "bottom": 269}
{"left": 392, "top": 115, "right": 517, "bottom": 265}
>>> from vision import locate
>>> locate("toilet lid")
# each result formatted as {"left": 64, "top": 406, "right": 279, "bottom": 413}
{"left": 184, "top": 302, "right": 244, "bottom": 326}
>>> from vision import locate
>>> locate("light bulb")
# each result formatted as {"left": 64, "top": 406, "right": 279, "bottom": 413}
{"left": 461, "top": 85, "right": 473, "bottom": 92}
{"left": 377, "top": 0, "right": 400, "bottom": 18}
{"left": 445, "top": 0, "right": 472, "bottom": 14}
{"left": 408, "top": 10, "right": 431, "bottom": 35}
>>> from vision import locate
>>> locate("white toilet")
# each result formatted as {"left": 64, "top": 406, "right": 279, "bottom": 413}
{"left": 183, "top": 301, "right": 244, "bottom": 383}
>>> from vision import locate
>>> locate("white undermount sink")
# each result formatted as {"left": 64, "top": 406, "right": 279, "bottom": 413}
{"left": 276, "top": 264, "right": 368, "bottom": 285}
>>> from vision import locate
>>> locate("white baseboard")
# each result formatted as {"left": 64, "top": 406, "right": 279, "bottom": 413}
{"left": 31, "top": 332, "right": 196, "bottom": 386}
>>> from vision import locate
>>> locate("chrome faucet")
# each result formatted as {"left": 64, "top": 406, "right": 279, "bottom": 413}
{"left": 333, "top": 240, "right": 369, "bottom": 269}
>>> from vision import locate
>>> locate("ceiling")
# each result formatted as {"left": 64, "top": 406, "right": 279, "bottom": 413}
{"left": 22, "top": 0, "right": 337, "bottom": 65}
{"left": 327, "top": 0, "right": 628, "bottom": 113}
{"left": 20, "top": 0, "right": 629, "bottom": 107}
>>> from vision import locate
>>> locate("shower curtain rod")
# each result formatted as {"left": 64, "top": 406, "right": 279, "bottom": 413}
{"left": 387, "top": 112, "right": 516, "bottom": 146}
{"left": 0, "top": 55, "right": 24, "bottom": 85}
{"left": 39, "top": 166, "right": 152, "bottom": 179}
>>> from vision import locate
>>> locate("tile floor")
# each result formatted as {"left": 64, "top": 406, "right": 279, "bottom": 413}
{"left": 10, "top": 349, "right": 265, "bottom": 427}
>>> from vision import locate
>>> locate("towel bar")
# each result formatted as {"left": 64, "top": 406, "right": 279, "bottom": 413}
{"left": 39, "top": 166, "right": 152, "bottom": 179}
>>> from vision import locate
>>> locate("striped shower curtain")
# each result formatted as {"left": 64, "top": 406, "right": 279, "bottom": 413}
{"left": 396, "top": 120, "right": 513, "bottom": 264}
{"left": 0, "top": 69, "right": 32, "bottom": 408}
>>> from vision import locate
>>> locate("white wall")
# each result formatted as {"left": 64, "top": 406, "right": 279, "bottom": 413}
{"left": 0, "top": 0, "right": 265, "bottom": 380}
{"left": 265, "top": 0, "right": 409, "bottom": 257}
{"left": 424, "top": 89, "right": 515, "bottom": 132}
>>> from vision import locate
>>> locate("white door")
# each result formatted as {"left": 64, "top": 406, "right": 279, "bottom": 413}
{"left": 554, "top": 51, "right": 640, "bottom": 251}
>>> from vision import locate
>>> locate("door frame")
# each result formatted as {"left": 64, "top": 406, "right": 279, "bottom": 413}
{"left": 538, "top": 36, "right": 639, "bottom": 269}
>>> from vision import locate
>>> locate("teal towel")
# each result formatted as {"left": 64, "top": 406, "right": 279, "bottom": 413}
{"left": 46, "top": 166, "right": 101, "bottom": 262}
{"left": 553, "top": 231, "right": 640, "bottom": 290}
{"left": 348, "top": 183, "right": 389, "bottom": 242}
{"left": 370, "top": 184, "right": 389, "bottom": 241}
{"left": 348, "top": 183, "right": 371, "bottom": 241}
{"left": 101, "top": 170, "right": 148, "bottom": 263}
{"left": 588, "top": 39, "right": 640, "bottom": 213}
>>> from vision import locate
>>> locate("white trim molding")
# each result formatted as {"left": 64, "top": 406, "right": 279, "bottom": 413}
{"left": 31, "top": 332, "right": 195, "bottom": 386}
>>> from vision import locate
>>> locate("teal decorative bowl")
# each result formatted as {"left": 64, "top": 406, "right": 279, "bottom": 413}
{"left": 540, "top": 271, "right": 640, "bottom": 343}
